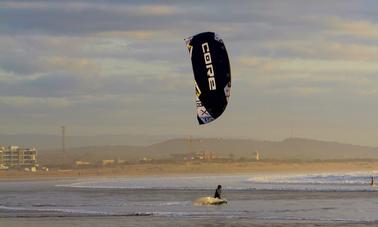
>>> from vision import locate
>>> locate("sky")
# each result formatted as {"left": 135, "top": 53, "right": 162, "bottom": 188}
{"left": 1, "top": 0, "right": 378, "bottom": 146}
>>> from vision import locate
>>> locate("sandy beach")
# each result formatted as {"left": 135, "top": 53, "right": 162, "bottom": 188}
{"left": 1, "top": 160, "right": 377, "bottom": 181}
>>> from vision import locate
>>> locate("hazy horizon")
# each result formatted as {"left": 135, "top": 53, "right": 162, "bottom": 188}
{"left": 2, "top": 133, "right": 378, "bottom": 152}
{"left": 2, "top": 1, "right": 378, "bottom": 146}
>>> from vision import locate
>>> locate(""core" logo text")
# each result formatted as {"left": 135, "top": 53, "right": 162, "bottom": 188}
{"left": 202, "top": 43, "right": 216, "bottom": 91}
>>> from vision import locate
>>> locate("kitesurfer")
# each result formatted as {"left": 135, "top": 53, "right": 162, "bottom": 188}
{"left": 214, "top": 185, "right": 222, "bottom": 199}
{"left": 371, "top": 176, "right": 375, "bottom": 186}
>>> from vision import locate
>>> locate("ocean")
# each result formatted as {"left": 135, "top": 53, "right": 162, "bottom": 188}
{"left": 0, "top": 172, "right": 378, "bottom": 226}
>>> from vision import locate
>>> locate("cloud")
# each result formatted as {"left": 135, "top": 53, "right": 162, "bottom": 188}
{"left": 262, "top": 40, "right": 378, "bottom": 61}
{"left": 95, "top": 31, "right": 152, "bottom": 41}
{"left": 236, "top": 56, "right": 378, "bottom": 97}
{"left": 0, "top": 1, "right": 178, "bottom": 15}
{"left": 0, "top": 96, "right": 70, "bottom": 108}
{"left": 238, "top": 57, "right": 378, "bottom": 74}
{"left": 328, "top": 17, "right": 378, "bottom": 39}
{"left": 0, "top": 1, "right": 181, "bottom": 35}
{"left": 133, "top": 5, "right": 177, "bottom": 16}
{"left": 45, "top": 56, "right": 99, "bottom": 75}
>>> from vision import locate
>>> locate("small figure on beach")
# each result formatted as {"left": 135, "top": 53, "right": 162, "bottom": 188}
{"left": 214, "top": 185, "right": 222, "bottom": 199}
{"left": 370, "top": 176, "right": 375, "bottom": 187}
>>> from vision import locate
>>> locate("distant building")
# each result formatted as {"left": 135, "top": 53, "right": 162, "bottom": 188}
{"left": 101, "top": 159, "right": 115, "bottom": 166}
{"left": 171, "top": 151, "right": 216, "bottom": 161}
{"left": 75, "top": 160, "right": 91, "bottom": 167}
{"left": 24, "top": 166, "right": 37, "bottom": 172}
{"left": 116, "top": 159, "right": 127, "bottom": 164}
{"left": 0, "top": 146, "right": 37, "bottom": 168}
{"left": 140, "top": 157, "right": 153, "bottom": 163}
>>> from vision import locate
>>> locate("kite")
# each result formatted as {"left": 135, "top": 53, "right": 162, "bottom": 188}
{"left": 185, "top": 32, "right": 231, "bottom": 125}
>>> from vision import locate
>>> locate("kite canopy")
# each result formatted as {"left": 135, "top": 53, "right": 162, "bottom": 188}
{"left": 185, "top": 32, "right": 231, "bottom": 125}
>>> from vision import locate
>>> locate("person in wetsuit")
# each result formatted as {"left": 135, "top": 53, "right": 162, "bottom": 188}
{"left": 214, "top": 185, "right": 222, "bottom": 199}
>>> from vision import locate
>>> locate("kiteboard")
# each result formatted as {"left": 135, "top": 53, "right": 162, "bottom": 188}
{"left": 193, "top": 196, "right": 228, "bottom": 205}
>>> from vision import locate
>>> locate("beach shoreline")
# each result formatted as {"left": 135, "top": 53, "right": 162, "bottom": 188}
{"left": 1, "top": 160, "right": 377, "bottom": 181}
{"left": 2, "top": 216, "right": 377, "bottom": 227}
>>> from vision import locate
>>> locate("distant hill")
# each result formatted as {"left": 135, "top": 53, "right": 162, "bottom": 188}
{"left": 37, "top": 137, "right": 378, "bottom": 165}
{"left": 0, "top": 133, "right": 171, "bottom": 149}
{"left": 143, "top": 137, "right": 378, "bottom": 160}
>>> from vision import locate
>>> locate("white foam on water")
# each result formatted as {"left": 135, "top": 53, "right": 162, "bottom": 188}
{"left": 56, "top": 172, "right": 378, "bottom": 192}
{"left": 246, "top": 171, "right": 378, "bottom": 185}
{"left": 55, "top": 175, "right": 243, "bottom": 190}
{"left": 243, "top": 171, "right": 378, "bottom": 191}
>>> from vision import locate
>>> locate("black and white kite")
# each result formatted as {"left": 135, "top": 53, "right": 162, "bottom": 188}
{"left": 185, "top": 32, "right": 231, "bottom": 125}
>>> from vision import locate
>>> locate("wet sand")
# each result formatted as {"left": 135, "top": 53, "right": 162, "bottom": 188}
{"left": 2, "top": 216, "right": 377, "bottom": 227}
